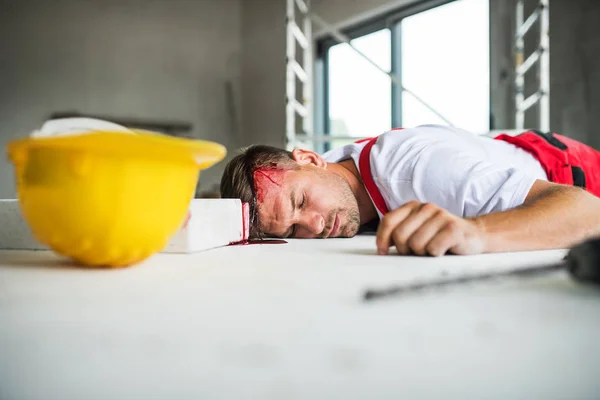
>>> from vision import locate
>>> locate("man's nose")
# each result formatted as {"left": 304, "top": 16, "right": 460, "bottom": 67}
{"left": 302, "top": 212, "right": 325, "bottom": 235}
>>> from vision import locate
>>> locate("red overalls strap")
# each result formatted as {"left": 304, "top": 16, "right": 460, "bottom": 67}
{"left": 355, "top": 128, "right": 404, "bottom": 215}
{"left": 495, "top": 130, "right": 600, "bottom": 197}
{"left": 359, "top": 136, "right": 389, "bottom": 215}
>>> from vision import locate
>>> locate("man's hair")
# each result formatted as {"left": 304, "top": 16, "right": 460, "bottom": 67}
{"left": 220, "top": 145, "right": 298, "bottom": 238}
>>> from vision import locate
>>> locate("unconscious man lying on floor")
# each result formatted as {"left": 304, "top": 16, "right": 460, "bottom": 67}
{"left": 220, "top": 125, "right": 600, "bottom": 256}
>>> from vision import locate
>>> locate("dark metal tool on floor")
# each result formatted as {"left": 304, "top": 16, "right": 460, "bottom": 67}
{"left": 363, "top": 237, "right": 600, "bottom": 302}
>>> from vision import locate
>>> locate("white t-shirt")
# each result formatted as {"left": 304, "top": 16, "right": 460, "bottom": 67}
{"left": 322, "top": 125, "right": 548, "bottom": 219}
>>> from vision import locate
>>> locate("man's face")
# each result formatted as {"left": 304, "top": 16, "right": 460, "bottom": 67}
{"left": 254, "top": 163, "right": 361, "bottom": 239}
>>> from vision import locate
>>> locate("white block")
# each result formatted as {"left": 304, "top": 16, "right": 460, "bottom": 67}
{"left": 163, "top": 199, "right": 249, "bottom": 253}
{"left": 0, "top": 199, "right": 249, "bottom": 253}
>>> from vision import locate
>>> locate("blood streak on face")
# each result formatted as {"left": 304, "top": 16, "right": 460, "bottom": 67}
{"left": 254, "top": 168, "right": 287, "bottom": 202}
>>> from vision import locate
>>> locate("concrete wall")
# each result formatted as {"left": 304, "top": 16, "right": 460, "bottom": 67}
{"left": 0, "top": 0, "right": 241, "bottom": 198}
{"left": 240, "top": 0, "right": 286, "bottom": 148}
{"left": 549, "top": 0, "right": 600, "bottom": 148}
{"left": 489, "top": 0, "right": 516, "bottom": 131}
{"left": 490, "top": 0, "right": 600, "bottom": 148}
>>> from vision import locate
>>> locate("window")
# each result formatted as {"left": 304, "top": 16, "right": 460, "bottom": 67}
{"left": 318, "top": 0, "right": 490, "bottom": 149}
{"left": 327, "top": 29, "right": 392, "bottom": 148}
{"left": 400, "top": 0, "right": 490, "bottom": 132}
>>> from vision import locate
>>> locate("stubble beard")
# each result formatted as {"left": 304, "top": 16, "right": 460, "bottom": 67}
{"left": 332, "top": 175, "right": 361, "bottom": 238}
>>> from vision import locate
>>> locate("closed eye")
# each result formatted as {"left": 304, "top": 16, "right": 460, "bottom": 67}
{"left": 288, "top": 193, "right": 305, "bottom": 238}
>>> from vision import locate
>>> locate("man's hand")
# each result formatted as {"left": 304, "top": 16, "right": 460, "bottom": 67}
{"left": 376, "top": 201, "right": 486, "bottom": 256}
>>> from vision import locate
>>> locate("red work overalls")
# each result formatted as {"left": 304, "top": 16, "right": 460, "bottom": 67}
{"left": 494, "top": 130, "right": 600, "bottom": 197}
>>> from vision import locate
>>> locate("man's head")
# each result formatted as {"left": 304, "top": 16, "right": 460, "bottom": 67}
{"left": 220, "top": 145, "right": 361, "bottom": 239}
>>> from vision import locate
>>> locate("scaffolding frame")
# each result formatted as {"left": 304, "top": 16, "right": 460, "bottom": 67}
{"left": 514, "top": 0, "right": 550, "bottom": 132}
{"left": 285, "top": 0, "right": 313, "bottom": 150}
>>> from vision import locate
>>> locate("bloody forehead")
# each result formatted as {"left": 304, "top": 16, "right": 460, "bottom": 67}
{"left": 253, "top": 168, "right": 288, "bottom": 202}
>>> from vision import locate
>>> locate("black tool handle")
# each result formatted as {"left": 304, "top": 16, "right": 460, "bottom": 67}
{"left": 566, "top": 237, "right": 600, "bottom": 284}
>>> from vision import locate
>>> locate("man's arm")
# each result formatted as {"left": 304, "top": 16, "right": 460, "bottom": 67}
{"left": 376, "top": 180, "right": 600, "bottom": 256}
{"left": 475, "top": 180, "right": 600, "bottom": 253}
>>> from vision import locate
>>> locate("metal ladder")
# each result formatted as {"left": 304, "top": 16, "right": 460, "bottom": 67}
{"left": 514, "top": 0, "right": 550, "bottom": 132}
{"left": 285, "top": 0, "right": 313, "bottom": 150}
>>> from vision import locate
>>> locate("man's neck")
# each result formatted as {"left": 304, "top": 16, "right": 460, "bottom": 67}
{"left": 328, "top": 159, "right": 378, "bottom": 224}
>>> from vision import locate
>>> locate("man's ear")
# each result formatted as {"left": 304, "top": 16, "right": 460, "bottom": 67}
{"left": 292, "top": 149, "right": 327, "bottom": 168}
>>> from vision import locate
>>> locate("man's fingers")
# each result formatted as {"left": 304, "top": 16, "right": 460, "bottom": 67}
{"left": 392, "top": 230, "right": 411, "bottom": 255}
{"left": 390, "top": 205, "right": 440, "bottom": 255}
{"left": 377, "top": 202, "right": 438, "bottom": 255}
{"left": 376, "top": 202, "right": 416, "bottom": 254}
{"left": 425, "top": 221, "right": 462, "bottom": 257}
{"left": 390, "top": 209, "right": 423, "bottom": 255}
{"left": 406, "top": 211, "right": 449, "bottom": 256}
{"left": 375, "top": 202, "right": 480, "bottom": 257}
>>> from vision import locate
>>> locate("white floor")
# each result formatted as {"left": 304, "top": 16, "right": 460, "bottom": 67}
{"left": 1, "top": 236, "right": 599, "bottom": 400}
